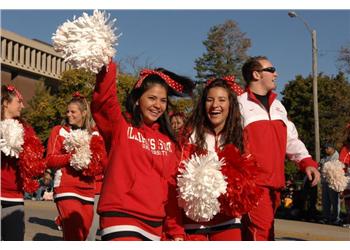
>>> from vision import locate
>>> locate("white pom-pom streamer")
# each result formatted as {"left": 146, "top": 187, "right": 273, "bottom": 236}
{"left": 0, "top": 119, "right": 24, "bottom": 158}
{"left": 177, "top": 152, "right": 227, "bottom": 222}
{"left": 63, "top": 129, "right": 92, "bottom": 171}
{"left": 52, "top": 9, "right": 121, "bottom": 74}
{"left": 322, "top": 160, "right": 349, "bottom": 192}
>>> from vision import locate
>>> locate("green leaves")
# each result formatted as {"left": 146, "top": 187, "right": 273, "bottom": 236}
{"left": 194, "top": 20, "right": 251, "bottom": 84}
{"left": 282, "top": 73, "right": 350, "bottom": 157}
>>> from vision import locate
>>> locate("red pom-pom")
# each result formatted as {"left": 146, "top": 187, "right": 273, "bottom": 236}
{"left": 82, "top": 135, "right": 106, "bottom": 177}
{"left": 217, "top": 144, "right": 263, "bottom": 217}
{"left": 18, "top": 123, "right": 47, "bottom": 193}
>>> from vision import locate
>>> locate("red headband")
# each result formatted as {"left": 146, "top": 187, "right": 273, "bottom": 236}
{"left": 347, "top": 123, "right": 350, "bottom": 129}
{"left": 72, "top": 92, "right": 85, "bottom": 99}
{"left": 207, "top": 76, "right": 244, "bottom": 96}
{"left": 6, "top": 85, "right": 23, "bottom": 101}
{"left": 134, "top": 69, "right": 184, "bottom": 93}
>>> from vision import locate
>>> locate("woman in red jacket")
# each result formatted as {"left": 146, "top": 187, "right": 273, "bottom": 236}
{"left": 91, "top": 60, "right": 193, "bottom": 241}
{"left": 46, "top": 93, "right": 107, "bottom": 240}
{"left": 164, "top": 77, "right": 261, "bottom": 241}
{"left": 1, "top": 85, "right": 46, "bottom": 240}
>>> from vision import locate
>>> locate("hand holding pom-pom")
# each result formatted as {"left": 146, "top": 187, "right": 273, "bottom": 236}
{"left": 177, "top": 152, "right": 227, "bottom": 222}
{"left": 52, "top": 10, "right": 121, "bottom": 74}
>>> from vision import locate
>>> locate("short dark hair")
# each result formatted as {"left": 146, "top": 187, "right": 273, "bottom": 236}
{"left": 242, "top": 56, "right": 268, "bottom": 85}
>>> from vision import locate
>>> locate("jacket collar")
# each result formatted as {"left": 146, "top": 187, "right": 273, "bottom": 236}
{"left": 246, "top": 87, "right": 277, "bottom": 107}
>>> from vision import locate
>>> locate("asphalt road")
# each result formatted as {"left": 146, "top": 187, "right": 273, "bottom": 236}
{"left": 23, "top": 200, "right": 350, "bottom": 241}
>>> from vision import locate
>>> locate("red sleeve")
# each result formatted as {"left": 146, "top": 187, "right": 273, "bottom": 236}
{"left": 163, "top": 181, "right": 185, "bottom": 240}
{"left": 339, "top": 146, "right": 350, "bottom": 165}
{"left": 46, "top": 126, "right": 71, "bottom": 170}
{"left": 91, "top": 61, "right": 121, "bottom": 153}
{"left": 298, "top": 157, "right": 318, "bottom": 172}
{"left": 163, "top": 148, "right": 185, "bottom": 240}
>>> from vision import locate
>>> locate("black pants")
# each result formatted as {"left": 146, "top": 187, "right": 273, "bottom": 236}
{"left": 1, "top": 204, "right": 25, "bottom": 241}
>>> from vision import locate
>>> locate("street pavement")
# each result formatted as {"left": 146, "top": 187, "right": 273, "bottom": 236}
{"left": 23, "top": 200, "right": 350, "bottom": 241}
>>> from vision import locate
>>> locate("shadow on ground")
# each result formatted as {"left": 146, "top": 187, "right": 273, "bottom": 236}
{"left": 32, "top": 233, "right": 62, "bottom": 241}
{"left": 276, "top": 237, "right": 305, "bottom": 241}
{"left": 28, "top": 217, "right": 58, "bottom": 230}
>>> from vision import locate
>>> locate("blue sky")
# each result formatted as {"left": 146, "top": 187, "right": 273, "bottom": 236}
{"left": 1, "top": 9, "right": 350, "bottom": 98}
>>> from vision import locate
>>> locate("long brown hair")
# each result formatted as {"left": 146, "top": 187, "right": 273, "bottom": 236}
{"left": 1, "top": 85, "right": 22, "bottom": 121}
{"left": 183, "top": 79, "right": 243, "bottom": 152}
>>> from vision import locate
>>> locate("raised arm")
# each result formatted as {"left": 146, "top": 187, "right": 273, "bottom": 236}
{"left": 91, "top": 61, "right": 121, "bottom": 153}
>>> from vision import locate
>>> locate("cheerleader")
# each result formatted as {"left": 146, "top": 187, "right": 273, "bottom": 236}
{"left": 46, "top": 93, "right": 107, "bottom": 240}
{"left": 91, "top": 60, "right": 193, "bottom": 241}
{"left": 164, "top": 77, "right": 261, "bottom": 241}
{"left": 0, "top": 85, "right": 46, "bottom": 240}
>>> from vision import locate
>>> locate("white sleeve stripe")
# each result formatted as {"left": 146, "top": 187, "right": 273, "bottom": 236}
{"left": 54, "top": 192, "right": 94, "bottom": 202}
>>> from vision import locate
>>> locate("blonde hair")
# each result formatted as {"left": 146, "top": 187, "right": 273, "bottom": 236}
{"left": 62, "top": 96, "right": 95, "bottom": 133}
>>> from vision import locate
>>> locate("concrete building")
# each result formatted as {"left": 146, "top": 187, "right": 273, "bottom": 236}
{"left": 1, "top": 28, "right": 71, "bottom": 105}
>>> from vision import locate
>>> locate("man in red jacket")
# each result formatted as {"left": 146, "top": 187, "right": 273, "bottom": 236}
{"left": 238, "top": 56, "right": 320, "bottom": 240}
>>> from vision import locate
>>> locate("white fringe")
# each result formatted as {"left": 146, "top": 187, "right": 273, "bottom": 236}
{"left": 0, "top": 119, "right": 24, "bottom": 158}
{"left": 63, "top": 129, "right": 92, "bottom": 171}
{"left": 322, "top": 160, "right": 349, "bottom": 192}
{"left": 177, "top": 152, "right": 227, "bottom": 222}
{"left": 52, "top": 9, "right": 121, "bottom": 74}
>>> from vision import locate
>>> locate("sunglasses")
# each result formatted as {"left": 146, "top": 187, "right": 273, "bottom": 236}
{"left": 259, "top": 67, "right": 276, "bottom": 73}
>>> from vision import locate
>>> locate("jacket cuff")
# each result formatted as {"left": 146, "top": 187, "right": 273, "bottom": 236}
{"left": 298, "top": 157, "right": 318, "bottom": 172}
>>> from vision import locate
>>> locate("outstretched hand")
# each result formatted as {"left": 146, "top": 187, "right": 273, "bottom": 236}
{"left": 305, "top": 166, "right": 321, "bottom": 186}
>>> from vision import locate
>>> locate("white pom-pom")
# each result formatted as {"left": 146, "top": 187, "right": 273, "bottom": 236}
{"left": 322, "top": 160, "right": 349, "bottom": 192}
{"left": 177, "top": 152, "right": 227, "bottom": 222}
{"left": 52, "top": 9, "right": 121, "bottom": 74}
{"left": 63, "top": 129, "right": 92, "bottom": 171}
{"left": 0, "top": 119, "right": 24, "bottom": 158}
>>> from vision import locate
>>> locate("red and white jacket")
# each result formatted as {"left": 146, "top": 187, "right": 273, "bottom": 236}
{"left": 164, "top": 131, "right": 242, "bottom": 239}
{"left": 46, "top": 125, "right": 106, "bottom": 204}
{"left": 237, "top": 89, "right": 318, "bottom": 189}
{"left": 91, "top": 61, "right": 180, "bottom": 223}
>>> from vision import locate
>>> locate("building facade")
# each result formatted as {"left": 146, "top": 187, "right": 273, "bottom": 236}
{"left": 1, "top": 28, "right": 71, "bottom": 105}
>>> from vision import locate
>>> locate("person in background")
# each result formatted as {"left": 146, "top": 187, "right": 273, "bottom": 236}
{"left": 319, "top": 143, "right": 341, "bottom": 225}
{"left": 46, "top": 93, "right": 107, "bottom": 240}
{"left": 339, "top": 124, "right": 350, "bottom": 228}
{"left": 1, "top": 85, "right": 46, "bottom": 240}
{"left": 91, "top": 59, "right": 194, "bottom": 241}
{"left": 33, "top": 169, "right": 54, "bottom": 201}
{"left": 238, "top": 56, "right": 320, "bottom": 240}
{"left": 170, "top": 112, "right": 186, "bottom": 135}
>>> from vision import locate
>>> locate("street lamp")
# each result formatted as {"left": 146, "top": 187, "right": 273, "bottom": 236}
{"left": 288, "top": 11, "right": 320, "bottom": 162}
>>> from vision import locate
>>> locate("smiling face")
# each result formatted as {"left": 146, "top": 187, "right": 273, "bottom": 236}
{"left": 138, "top": 84, "right": 168, "bottom": 125}
{"left": 3, "top": 96, "right": 24, "bottom": 119}
{"left": 205, "top": 86, "right": 230, "bottom": 134}
{"left": 66, "top": 103, "right": 86, "bottom": 128}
